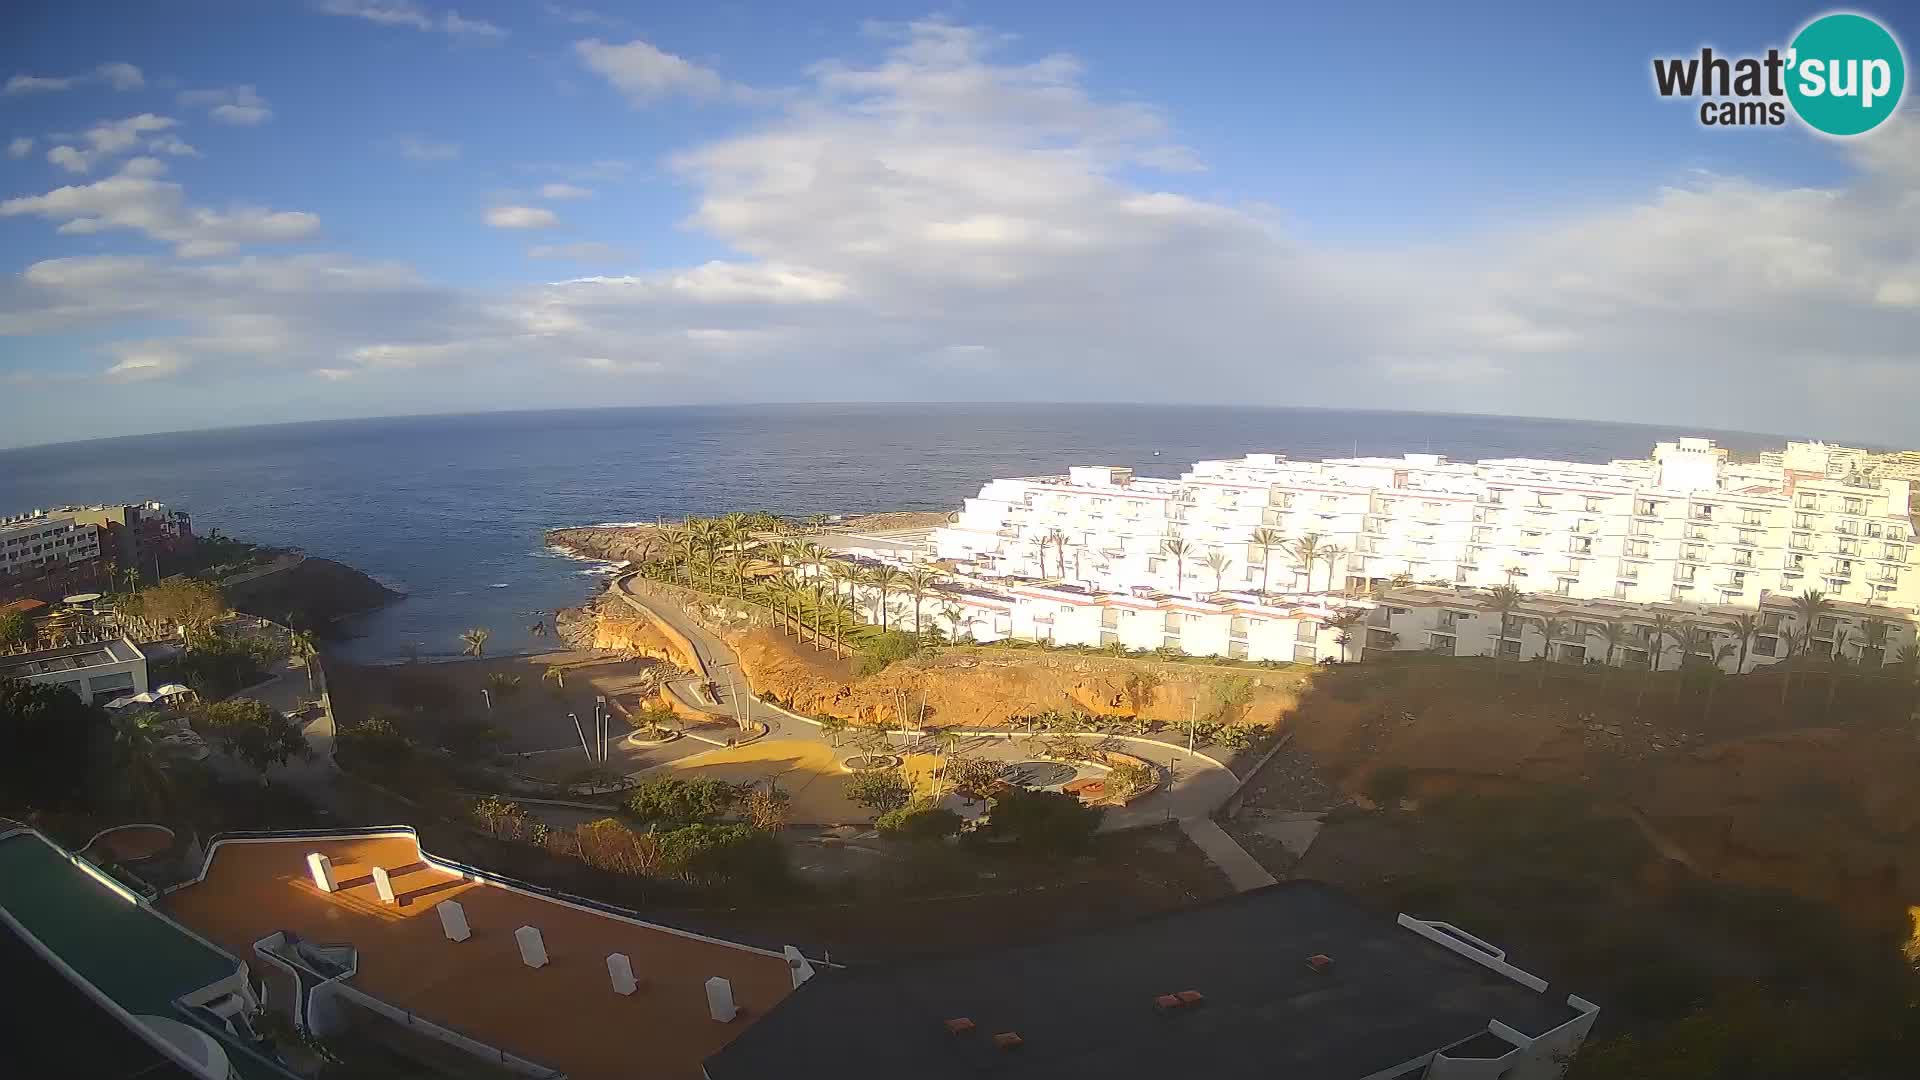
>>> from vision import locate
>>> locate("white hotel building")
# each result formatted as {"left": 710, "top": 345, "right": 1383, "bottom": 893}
{"left": 0, "top": 512, "right": 102, "bottom": 580}
{"left": 820, "top": 438, "right": 1920, "bottom": 671}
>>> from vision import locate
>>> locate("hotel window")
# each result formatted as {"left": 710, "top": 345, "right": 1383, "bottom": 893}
{"left": 1670, "top": 586, "right": 1687, "bottom": 602}
{"left": 1837, "top": 519, "right": 1858, "bottom": 535}
{"left": 1554, "top": 577, "right": 1576, "bottom": 596}
{"left": 1798, "top": 493, "right": 1820, "bottom": 510}
{"left": 1743, "top": 509, "right": 1765, "bottom": 526}
{"left": 1635, "top": 498, "right": 1658, "bottom": 516}
{"left": 1845, "top": 497, "right": 1865, "bottom": 515}
{"left": 1789, "top": 534, "right": 1811, "bottom": 551}
{"left": 1570, "top": 537, "right": 1592, "bottom": 555}
{"left": 1692, "top": 503, "right": 1714, "bottom": 520}
{"left": 1753, "top": 635, "right": 1778, "bottom": 657}
{"left": 1685, "top": 524, "right": 1709, "bottom": 541}
{"left": 1682, "top": 544, "right": 1703, "bottom": 561}
{"left": 1585, "top": 496, "right": 1605, "bottom": 512}
{"left": 1625, "top": 539, "right": 1650, "bottom": 558}
{"left": 1833, "top": 559, "right": 1853, "bottom": 577}
{"left": 1675, "top": 564, "right": 1696, "bottom": 583}
{"left": 1486, "top": 489, "right": 1507, "bottom": 505}
{"left": 1296, "top": 620, "right": 1317, "bottom": 642}
{"left": 1840, "top": 538, "right": 1861, "bottom": 556}
{"left": 1817, "top": 616, "right": 1840, "bottom": 634}
{"left": 1613, "top": 582, "right": 1630, "bottom": 600}
{"left": 1737, "top": 529, "right": 1761, "bottom": 546}
{"left": 1733, "top": 551, "right": 1753, "bottom": 567}
{"left": 1888, "top": 544, "right": 1909, "bottom": 562}
{"left": 1867, "top": 523, "right": 1885, "bottom": 538}
{"left": 1786, "top": 553, "right": 1805, "bottom": 572}
{"left": 1794, "top": 513, "right": 1814, "bottom": 529}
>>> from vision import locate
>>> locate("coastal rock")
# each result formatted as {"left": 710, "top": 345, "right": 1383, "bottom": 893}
{"left": 222, "top": 556, "right": 402, "bottom": 636}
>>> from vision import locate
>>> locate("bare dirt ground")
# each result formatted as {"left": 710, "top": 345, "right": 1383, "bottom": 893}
{"left": 655, "top": 823, "right": 1233, "bottom": 965}
{"left": 328, "top": 650, "right": 663, "bottom": 754}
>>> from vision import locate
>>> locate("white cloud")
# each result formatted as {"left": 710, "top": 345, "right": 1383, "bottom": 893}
{"left": 318, "top": 1, "right": 506, "bottom": 39}
{"left": 484, "top": 205, "right": 558, "bottom": 229}
{"left": 9, "top": 19, "right": 1920, "bottom": 443}
{"left": 396, "top": 136, "right": 460, "bottom": 161}
{"left": 528, "top": 241, "right": 620, "bottom": 261}
{"left": 105, "top": 342, "right": 189, "bottom": 382}
{"left": 146, "top": 134, "right": 200, "bottom": 158}
{"left": 574, "top": 38, "right": 757, "bottom": 105}
{"left": 4, "top": 74, "right": 76, "bottom": 96}
{"left": 4, "top": 62, "right": 143, "bottom": 96}
{"left": 539, "top": 183, "right": 593, "bottom": 200}
{"left": 45, "top": 114, "right": 178, "bottom": 174}
{"left": 0, "top": 158, "right": 319, "bottom": 256}
{"left": 96, "top": 62, "right": 145, "bottom": 91}
{"left": 180, "top": 85, "right": 273, "bottom": 126}
{"left": 6, "top": 137, "right": 31, "bottom": 159}
{"left": 580, "top": 356, "right": 665, "bottom": 375}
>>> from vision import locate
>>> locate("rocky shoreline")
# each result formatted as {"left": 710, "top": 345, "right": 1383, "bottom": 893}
{"left": 222, "top": 555, "right": 404, "bottom": 638}
{"left": 543, "top": 510, "right": 951, "bottom": 564}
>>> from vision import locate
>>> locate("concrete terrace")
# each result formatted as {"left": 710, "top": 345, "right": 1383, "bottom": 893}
{"left": 161, "top": 832, "right": 797, "bottom": 1080}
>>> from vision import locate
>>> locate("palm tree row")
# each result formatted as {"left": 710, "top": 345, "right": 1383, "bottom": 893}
{"left": 1158, "top": 529, "right": 1360, "bottom": 598}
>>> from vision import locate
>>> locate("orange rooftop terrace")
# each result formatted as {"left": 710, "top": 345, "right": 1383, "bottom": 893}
{"left": 161, "top": 830, "right": 800, "bottom": 1080}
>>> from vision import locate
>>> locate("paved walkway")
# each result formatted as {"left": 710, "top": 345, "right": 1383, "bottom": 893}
{"left": 612, "top": 574, "right": 797, "bottom": 740}
{"left": 607, "top": 574, "right": 1245, "bottom": 829}
{"left": 1177, "top": 817, "right": 1278, "bottom": 892}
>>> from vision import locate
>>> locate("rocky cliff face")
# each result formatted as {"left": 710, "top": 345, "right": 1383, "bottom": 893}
{"left": 729, "top": 625, "right": 1305, "bottom": 731}
{"left": 544, "top": 526, "right": 666, "bottom": 564}
{"left": 223, "top": 557, "right": 401, "bottom": 636}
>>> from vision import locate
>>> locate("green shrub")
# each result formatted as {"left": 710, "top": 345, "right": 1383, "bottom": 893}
{"left": 625, "top": 777, "right": 737, "bottom": 823}
{"left": 1217, "top": 724, "right": 1264, "bottom": 751}
{"left": 656, "top": 822, "right": 786, "bottom": 886}
{"left": 1102, "top": 760, "right": 1156, "bottom": 801}
{"left": 982, "top": 788, "right": 1103, "bottom": 852}
{"left": 853, "top": 630, "right": 921, "bottom": 677}
{"left": 844, "top": 767, "right": 911, "bottom": 812}
{"left": 875, "top": 799, "right": 962, "bottom": 842}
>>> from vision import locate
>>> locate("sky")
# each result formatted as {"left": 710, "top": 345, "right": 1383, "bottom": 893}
{"left": 1, "top": 0, "right": 1917, "bottom": 449}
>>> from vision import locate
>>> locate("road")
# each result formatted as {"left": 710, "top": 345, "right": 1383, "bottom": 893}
{"left": 611, "top": 573, "right": 799, "bottom": 740}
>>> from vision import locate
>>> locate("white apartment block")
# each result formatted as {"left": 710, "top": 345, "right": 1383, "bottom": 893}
{"left": 801, "top": 437, "right": 1920, "bottom": 671}
{"left": 933, "top": 439, "right": 1916, "bottom": 611}
{"left": 0, "top": 513, "right": 102, "bottom": 579}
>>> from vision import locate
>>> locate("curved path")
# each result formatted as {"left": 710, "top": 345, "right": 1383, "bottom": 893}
{"left": 605, "top": 573, "right": 1250, "bottom": 836}
{"left": 611, "top": 573, "right": 797, "bottom": 741}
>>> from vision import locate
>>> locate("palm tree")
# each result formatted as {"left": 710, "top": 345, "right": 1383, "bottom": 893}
{"left": 1288, "top": 532, "right": 1325, "bottom": 592}
{"left": 867, "top": 565, "right": 902, "bottom": 631}
{"left": 1598, "top": 619, "right": 1632, "bottom": 692}
{"left": 904, "top": 566, "right": 940, "bottom": 635}
{"left": 1638, "top": 611, "right": 1678, "bottom": 711}
{"left": 1248, "top": 528, "right": 1286, "bottom": 596}
{"left": 827, "top": 560, "right": 857, "bottom": 608}
{"left": 1202, "top": 550, "right": 1233, "bottom": 594}
{"left": 1894, "top": 644, "right": 1920, "bottom": 719}
{"left": 1317, "top": 545, "right": 1350, "bottom": 595}
{"left": 810, "top": 580, "right": 835, "bottom": 650}
{"left": 114, "top": 713, "right": 176, "bottom": 819}
{"left": 460, "top": 627, "right": 491, "bottom": 657}
{"left": 290, "top": 630, "right": 318, "bottom": 696}
{"left": 668, "top": 524, "right": 698, "bottom": 585}
{"left": 1161, "top": 539, "right": 1193, "bottom": 594}
{"left": 1702, "top": 642, "right": 1736, "bottom": 724}
{"left": 940, "top": 602, "right": 968, "bottom": 642}
{"left": 1783, "top": 589, "right": 1832, "bottom": 711}
{"left": 542, "top": 665, "right": 566, "bottom": 695}
{"left": 119, "top": 566, "right": 142, "bottom": 594}
{"left": 1029, "top": 535, "right": 1050, "bottom": 578}
{"left": 1536, "top": 617, "right": 1575, "bottom": 687}
{"left": 1728, "top": 612, "right": 1759, "bottom": 678}
{"left": 1045, "top": 529, "right": 1069, "bottom": 582}
{"left": 1486, "top": 584, "right": 1524, "bottom": 681}
{"left": 1326, "top": 608, "right": 1366, "bottom": 662}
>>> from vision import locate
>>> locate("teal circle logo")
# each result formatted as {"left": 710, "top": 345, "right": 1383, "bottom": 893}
{"left": 1787, "top": 13, "right": 1905, "bottom": 136}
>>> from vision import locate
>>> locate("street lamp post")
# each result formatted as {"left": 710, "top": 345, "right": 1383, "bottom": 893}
{"left": 568, "top": 713, "right": 591, "bottom": 761}
{"left": 481, "top": 688, "right": 491, "bottom": 713}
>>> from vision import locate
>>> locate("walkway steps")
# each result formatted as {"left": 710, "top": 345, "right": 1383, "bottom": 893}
{"left": 1178, "top": 817, "right": 1277, "bottom": 892}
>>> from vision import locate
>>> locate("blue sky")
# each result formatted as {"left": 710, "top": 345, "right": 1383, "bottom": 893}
{"left": 2, "top": 1, "right": 1917, "bottom": 447}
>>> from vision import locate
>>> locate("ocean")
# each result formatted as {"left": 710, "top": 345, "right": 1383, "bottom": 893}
{"left": 0, "top": 404, "right": 1785, "bottom": 661}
